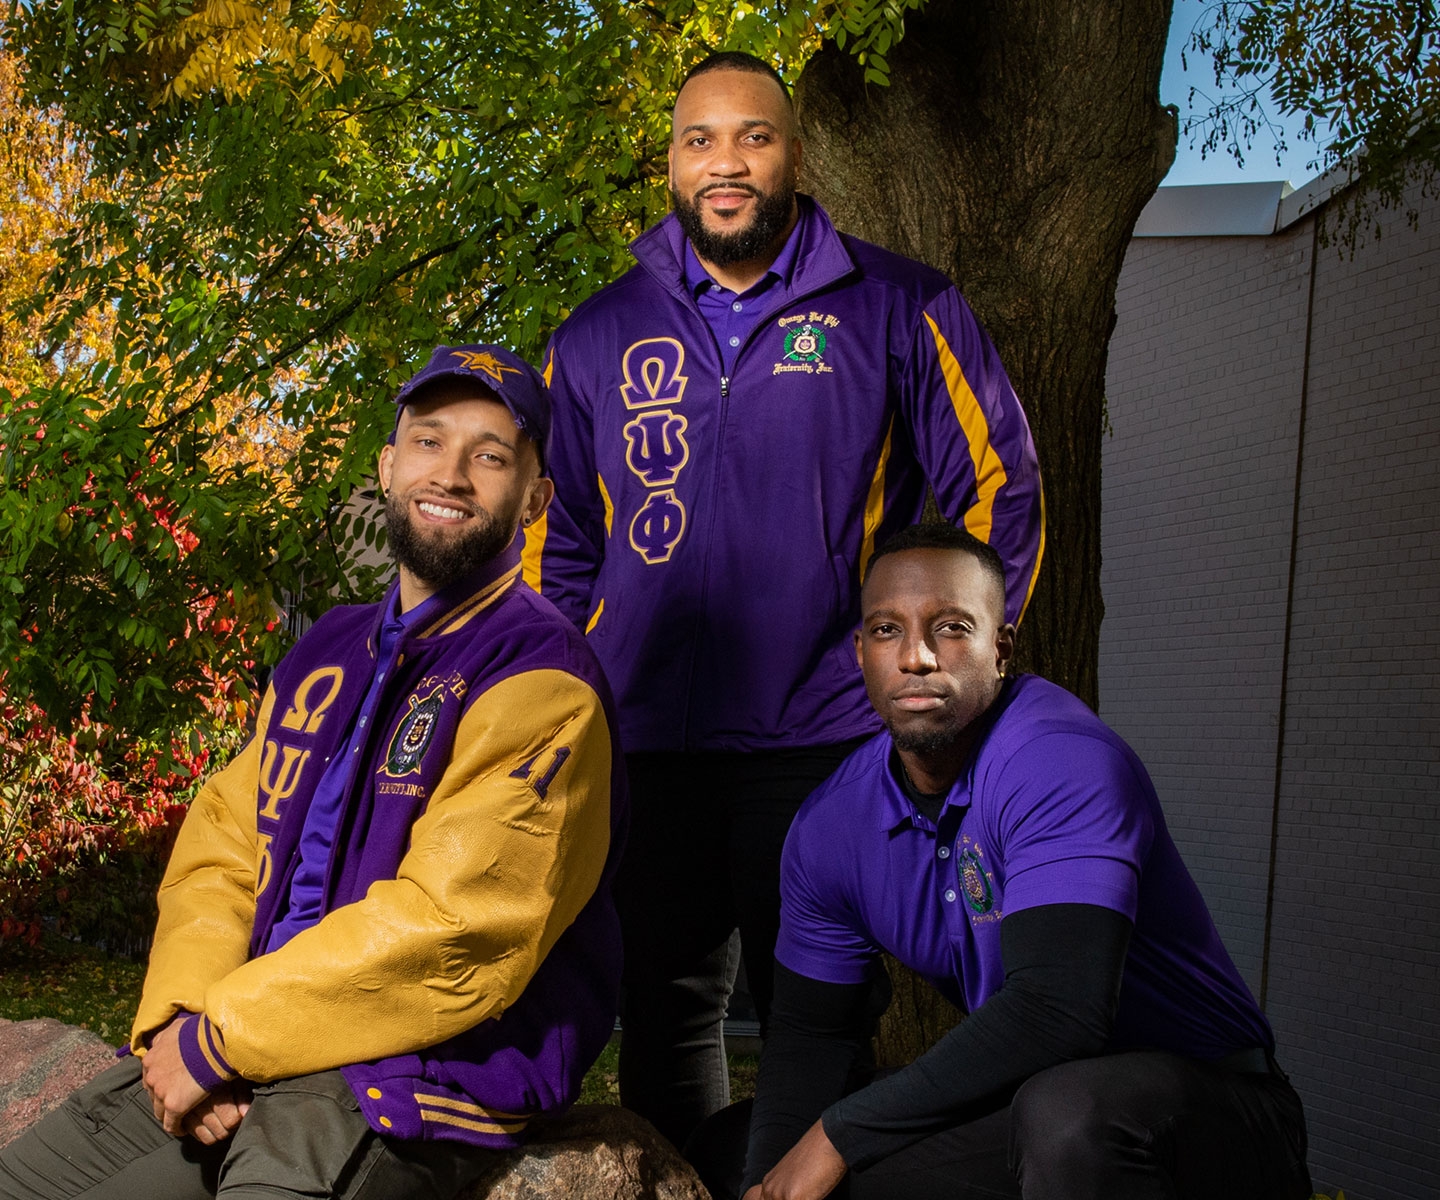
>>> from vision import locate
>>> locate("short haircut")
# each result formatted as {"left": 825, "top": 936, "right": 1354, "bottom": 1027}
{"left": 679, "top": 51, "right": 792, "bottom": 103}
{"left": 865, "top": 523, "right": 1008, "bottom": 612}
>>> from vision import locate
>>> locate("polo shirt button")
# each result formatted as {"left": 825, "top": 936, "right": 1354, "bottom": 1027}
{"left": 937, "top": 846, "right": 951, "bottom": 859}
{"left": 728, "top": 335, "right": 740, "bottom": 347}
{"left": 731, "top": 301, "right": 743, "bottom": 312}
{"left": 944, "top": 889, "right": 957, "bottom": 903}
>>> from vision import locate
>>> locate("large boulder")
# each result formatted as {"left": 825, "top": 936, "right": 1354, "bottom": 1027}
{"left": 0, "top": 1017, "right": 118, "bottom": 1149}
{"left": 461, "top": 1105, "right": 709, "bottom": 1200}
{"left": 0, "top": 1019, "right": 709, "bottom": 1199}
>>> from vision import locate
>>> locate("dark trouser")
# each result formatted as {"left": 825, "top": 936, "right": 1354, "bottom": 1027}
{"left": 0, "top": 1057, "right": 492, "bottom": 1200}
{"left": 697, "top": 1051, "right": 1312, "bottom": 1200}
{"left": 616, "top": 744, "right": 862, "bottom": 1150}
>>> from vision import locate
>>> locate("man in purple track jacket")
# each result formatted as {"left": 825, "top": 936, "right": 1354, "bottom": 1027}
{"left": 523, "top": 51, "right": 1044, "bottom": 1148}
{"left": 0, "top": 345, "right": 627, "bottom": 1200}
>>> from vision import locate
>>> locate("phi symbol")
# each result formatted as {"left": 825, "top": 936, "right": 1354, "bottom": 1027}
{"left": 629, "top": 490, "right": 687, "bottom": 563}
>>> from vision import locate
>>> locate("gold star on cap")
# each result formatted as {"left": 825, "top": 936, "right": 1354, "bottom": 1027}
{"left": 452, "top": 349, "right": 522, "bottom": 385}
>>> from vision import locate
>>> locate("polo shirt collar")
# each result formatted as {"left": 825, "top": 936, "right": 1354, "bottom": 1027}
{"left": 873, "top": 678, "right": 1023, "bottom": 832}
{"left": 682, "top": 209, "right": 804, "bottom": 299}
{"left": 632, "top": 194, "right": 853, "bottom": 302}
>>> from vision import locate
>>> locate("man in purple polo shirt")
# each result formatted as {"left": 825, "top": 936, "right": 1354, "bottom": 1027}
{"left": 733, "top": 524, "right": 1310, "bottom": 1200}
{"left": 528, "top": 50, "right": 1043, "bottom": 1149}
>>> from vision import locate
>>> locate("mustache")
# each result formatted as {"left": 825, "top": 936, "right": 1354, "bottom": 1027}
{"left": 695, "top": 182, "right": 765, "bottom": 200}
{"left": 407, "top": 489, "right": 480, "bottom": 518}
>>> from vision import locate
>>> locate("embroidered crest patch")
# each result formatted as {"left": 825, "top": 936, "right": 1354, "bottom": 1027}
{"left": 958, "top": 846, "right": 994, "bottom": 915}
{"left": 783, "top": 324, "right": 827, "bottom": 363}
{"left": 384, "top": 686, "right": 445, "bottom": 777}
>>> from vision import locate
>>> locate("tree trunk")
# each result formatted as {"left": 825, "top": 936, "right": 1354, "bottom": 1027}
{"left": 797, "top": 0, "right": 1175, "bottom": 1065}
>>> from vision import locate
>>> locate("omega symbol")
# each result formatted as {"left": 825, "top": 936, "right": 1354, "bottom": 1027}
{"left": 619, "top": 338, "right": 688, "bottom": 409}
{"left": 278, "top": 667, "right": 345, "bottom": 734}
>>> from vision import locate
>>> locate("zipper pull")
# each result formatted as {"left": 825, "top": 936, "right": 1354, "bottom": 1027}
{"left": 720, "top": 375, "right": 730, "bottom": 398}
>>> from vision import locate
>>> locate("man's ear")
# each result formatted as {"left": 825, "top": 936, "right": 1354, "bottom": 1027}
{"left": 377, "top": 443, "right": 394, "bottom": 494}
{"left": 522, "top": 477, "right": 555, "bottom": 527}
{"left": 853, "top": 628, "right": 864, "bottom": 668}
{"left": 996, "top": 623, "right": 1017, "bottom": 677}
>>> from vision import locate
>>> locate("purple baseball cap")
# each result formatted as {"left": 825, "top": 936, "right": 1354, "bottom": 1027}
{"left": 392, "top": 343, "right": 552, "bottom": 472}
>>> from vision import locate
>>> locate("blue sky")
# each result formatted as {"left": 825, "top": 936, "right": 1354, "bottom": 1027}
{"left": 1161, "top": 0, "right": 1319, "bottom": 188}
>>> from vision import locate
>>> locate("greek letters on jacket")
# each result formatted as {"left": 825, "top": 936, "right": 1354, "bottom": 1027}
{"left": 250, "top": 641, "right": 373, "bottom": 950}
{"left": 134, "top": 544, "right": 627, "bottom": 1149}
{"left": 531, "top": 195, "right": 1044, "bottom": 754}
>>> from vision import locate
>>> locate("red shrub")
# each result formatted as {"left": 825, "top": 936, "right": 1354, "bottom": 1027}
{"left": 0, "top": 685, "right": 248, "bottom": 952}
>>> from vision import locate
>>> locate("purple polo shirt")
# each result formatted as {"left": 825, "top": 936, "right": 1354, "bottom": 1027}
{"left": 778, "top": 674, "right": 1273, "bottom": 1060}
{"left": 683, "top": 225, "right": 802, "bottom": 375}
{"left": 264, "top": 591, "right": 420, "bottom": 953}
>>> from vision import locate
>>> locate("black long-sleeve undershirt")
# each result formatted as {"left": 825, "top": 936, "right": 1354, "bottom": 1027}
{"left": 741, "top": 903, "right": 1132, "bottom": 1191}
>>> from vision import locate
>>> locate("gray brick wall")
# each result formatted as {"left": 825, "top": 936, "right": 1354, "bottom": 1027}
{"left": 1101, "top": 181, "right": 1440, "bottom": 1200}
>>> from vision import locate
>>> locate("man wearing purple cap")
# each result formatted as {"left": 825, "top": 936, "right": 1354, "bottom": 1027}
{"left": 0, "top": 346, "right": 628, "bottom": 1200}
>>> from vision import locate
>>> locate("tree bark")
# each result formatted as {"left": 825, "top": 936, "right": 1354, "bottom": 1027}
{"left": 797, "top": 0, "right": 1175, "bottom": 1065}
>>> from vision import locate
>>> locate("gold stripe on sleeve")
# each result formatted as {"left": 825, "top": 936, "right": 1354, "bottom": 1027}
{"left": 924, "top": 313, "right": 1008, "bottom": 543}
{"left": 198, "top": 1025, "right": 234, "bottom": 1080}
{"left": 597, "top": 473, "right": 614, "bottom": 537}
{"left": 419, "top": 1109, "right": 530, "bottom": 1135}
{"left": 584, "top": 597, "right": 605, "bottom": 634}
{"left": 413, "top": 1091, "right": 531, "bottom": 1121}
{"left": 1021, "top": 480, "right": 1046, "bottom": 621}
{"left": 858, "top": 417, "right": 895, "bottom": 583}
{"left": 521, "top": 515, "right": 547, "bottom": 592}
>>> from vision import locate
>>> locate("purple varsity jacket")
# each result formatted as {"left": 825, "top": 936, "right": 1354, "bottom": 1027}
{"left": 525, "top": 196, "right": 1044, "bottom": 754}
{"left": 137, "top": 544, "right": 626, "bottom": 1148}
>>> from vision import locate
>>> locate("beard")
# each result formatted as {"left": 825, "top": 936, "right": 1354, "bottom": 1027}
{"left": 385, "top": 491, "right": 515, "bottom": 594}
{"left": 671, "top": 181, "right": 795, "bottom": 267}
{"left": 889, "top": 722, "right": 968, "bottom": 759}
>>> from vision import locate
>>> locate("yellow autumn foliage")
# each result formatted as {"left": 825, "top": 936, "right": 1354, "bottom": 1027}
{"left": 0, "top": 46, "right": 301, "bottom": 487}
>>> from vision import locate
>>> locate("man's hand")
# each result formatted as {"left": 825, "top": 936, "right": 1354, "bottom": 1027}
{"left": 182, "top": 1081, "right": 253, "bottom": 1146}
{"left": 744, "top": 1119, "right": 849, "bottom": 1200}
{"left": 142, "top": 1017, "right": 212, "bottom": 1136}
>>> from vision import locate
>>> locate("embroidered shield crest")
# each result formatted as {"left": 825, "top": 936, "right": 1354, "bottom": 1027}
{"left": 384, "top": 686, "right": 445, "bottom": 777}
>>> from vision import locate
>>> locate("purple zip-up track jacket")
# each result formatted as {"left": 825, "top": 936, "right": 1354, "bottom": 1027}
{"left": 129, "top": 545, "right": 626, "bottom": 1147}
{"left": 524, "top": 197, "right": 1043, "bottom": 753}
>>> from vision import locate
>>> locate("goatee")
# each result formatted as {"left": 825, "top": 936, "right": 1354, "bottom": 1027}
{"left": 889, "top": 724, "right": 968, "bottom": 758}
{"left": 385, "top": 493, "right": 514, "bottom": 593}
{"left": 671, "top": 182, "right": 795, "bottom": 268}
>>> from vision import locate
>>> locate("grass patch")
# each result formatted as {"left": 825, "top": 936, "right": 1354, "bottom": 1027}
{"left": 578, "top": 1036, "right": 758, "bottom": 1106}
{"left": 0, "top": 936, "right": 146, "bottom": 1045}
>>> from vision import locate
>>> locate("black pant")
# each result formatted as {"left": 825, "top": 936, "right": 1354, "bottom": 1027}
{"left": 697, "top": 1051, "right": 1312, "bottom": 1200}
{"left": 0, "top": 1057, "right": 492, "bottom": 1200}
{"left": 615, "top": 743, "right": 862, "bottom": 1149}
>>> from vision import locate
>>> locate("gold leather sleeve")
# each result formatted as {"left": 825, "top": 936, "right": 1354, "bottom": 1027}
{"left": 197, "top": 668, "right": 613, "bottom": 1082}
{"left": 129, "top": 690, "right": 275, "bottom": 1053}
